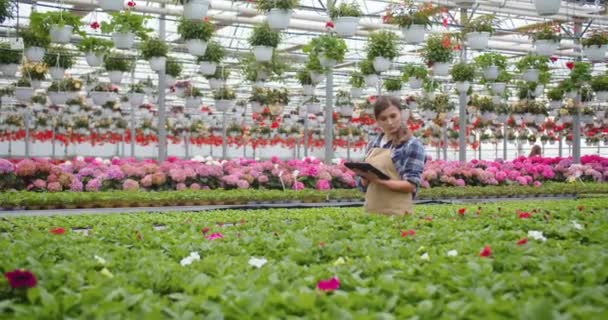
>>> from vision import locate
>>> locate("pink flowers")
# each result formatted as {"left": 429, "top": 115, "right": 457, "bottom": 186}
{"left": 50, "top": 227, "right": 65, "bottom": 235}
{"left": 518, "top": 212, "right": 531, "bottom": 219}
{"left": 479, "top": 245, "right": 492, "bottom": 258}
{"left": 122, "top": 179, "right": 140, "bottom": 191}
{"left": 206, "top": 232, "right": 223, "bottom": 240}
{"left": 315, "top": 179, "right": 331, "bottom": 190}
{"left": 4, "top": 269, "right": 37, "bottom": 289}
{"left": 317, "top": 276, "right": 340, "bottom": 292}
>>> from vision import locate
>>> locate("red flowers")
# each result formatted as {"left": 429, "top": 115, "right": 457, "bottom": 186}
{"left": 206, "top": 232, "right": 223, "bottom": 240}
{"left": 201, "top": 227, "right": 210, "bottom": 234}
{"left": 89, "top": 21, "right": 100, "bottom": 30}
{"left": 50, "top": 227, "right": 65, "bottom": 235}
{"left": 517, "top": 238, "right": 528, "bottom": 245}
{"left": 479, "top": 245, "right": 492, "bottom": 257}
{"left": 4, "top": 269, "right": 37, "bottom": 289}
{"left": 550, "top": 56, "right": 558, "bottom": 62}
{"left": 518, "top": 212, "right": 531, "bottom": 219}
{"left": 325, "top": 21, "right": 334, "bottom": 29}
{"left": 457, "top": 208, "right": 466, "bottom": 216}
{"left": 566, "top": 61, "right": 574, "bottom": 70}
{"left": 401, "top": 229, "right": 416, "bottom": 237}
{"left": 127, "top": 1, "right": 136, "bottom": 8}
{"left": 317, "top": 277, "right": 340, "bottom": 292}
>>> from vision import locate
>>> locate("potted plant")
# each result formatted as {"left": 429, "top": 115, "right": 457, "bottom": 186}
{"left": 384, "top": 1, "right": 435, "bottom": 44}
{"left": 267, "top": 88, "right": 289, "bottom": 115}
{"left": 547, "top": 87, "right": 564, "bottom": 109}
{"left": 401, "top": 63, "right": 428, "bottom": 89}
{"left": 104, "top": 53, "right": 134, "bottom": 84}
{"left": 101, "top": 11, "right": 151, "bottom": 49}
{"left": 249, "top": 87, "right": 268, "bottom": 112}
{"left": 366, "top": 30, "right": 399, "bottom": 72}
{"left": 383, "top": 78, "right": 402, "bottom": 96}
{"left": 89, "top": 82, "right": 118, "bottom": 106}
{"left": 20, "top": 28, "right": 50, "bottom": 62}
{"left": 177, "top": 0, "right": 211, "bottom": 21}
{"left": 306, "top": 56, "right": 325, "bottom": 83}
{"left": 227, "top": 123, "right": 243, "bottom": 137}
{"left": 349, "top": 71, "right": 364, "bottom": 98}
{"left": 533, "top": 0, "right": 561, "bottom": 16}
{"left": 127, "top": 83, "right": 145, "bottom": 107}
{"left": 303, "top": 35, "right": 348, "bottom": 68}
{"left": 29, "top": 11, "right": 84, "bottom": 44}
{"left": 166, "top": 58, "right": 182, "bottom": 86}
{"left": 490, "top": 70, "right": 511, "bottom": 95}
{"left": 297, "top": 70, "right": 315, "bottom": 96}
{"left": 516, "top": 54, "right": 549, "bottom": 83}
{"left": 581, "top": 31, "right": 608, "bottom": 62}
{"left": 450, "top": 63, "right": 475, "bottom": 92}
{"left": 0, "top": 43, "right": 22, "bottom": 77}
{"left": 463, "top": 14, "right": 495, "bottom": 50}
{"left": 591, "top": 74, "right": 608, "bottom": 102}
{"left": 43, "top": 46, "right": 75, "bottom": 80}
{"left": 197, "top": 40, "right": 224, "bottom": 75}
{"left": 13, "top": 78, "right": 35, "bottom": 102}
{"left": 335, "top": 89, "right": 353, "bottom": 116}
{"left": 77, "top": 36, "right": 113, "bottom": 67}
{"left": 214, "top": 87, "right": 236, "bottom": 112}
{"left": 249, "top": 22, "right": 281, "bottom": 62}
{"left": 184, "top": 86, "right": 203, "bottom": 109}
{"left": 329, "top": 1, "right": 362, "bottom": 37}
{"left": 140, "top": 38, "right": 169, "bottom": 72}
{"left": 531, "top": 24, "right": 561, "bottom": 57}
{"left": 205, "top": 67, "right": 230, "bottom": 90}
{"left": 0, "top": 0, "right": 15, "bottom": 24}
{"left": 178, "top": 17, "right": 214, "bottom": 56}
{"left": 255, "top": 0, "right": 299, "bottom": 30}
{"left": 21, "top": 62, "right": 47, "bottom": 89}
{"left": 473, "top": 53, "right": 507, "bottom": 82}
{"left": 421, "top": 35, "right": 454, "bottom": 76}
{"left": 360, "top": 59, "right": 378, "bottom": 87}
{"left": 48, "top": 78, "right": 82, "bottom": 104}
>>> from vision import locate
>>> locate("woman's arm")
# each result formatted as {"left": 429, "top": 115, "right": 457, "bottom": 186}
{"left": 375, "top": 179, "right": 415, "bottom": 193}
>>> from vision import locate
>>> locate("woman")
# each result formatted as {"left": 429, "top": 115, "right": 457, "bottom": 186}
{"left": 529, "top": 145, "right": 542, "bottom": 157}
{"left": 354, "top": 95, "right": 426, "bottom": 215}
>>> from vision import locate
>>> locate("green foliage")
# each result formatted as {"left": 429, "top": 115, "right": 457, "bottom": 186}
{"left": 255, "top": 0, "right": 299, "bottom": 12}
{"left": 104, "top": 54, "right": 133, "bottom": 72}
{"left": 15, "top": 78, "right": 31, "bottom": 87}
{"left": 384, "top": 1, "right": 435, "bottom": 28}
{"left": 128, "top": 83, "right": 145, "bottom": 94}
{"left": 267, "top": 87, "right": 289, "bottom": 105}
{"left": 303, "top": 35, "right": 348, "bottom": 63}
{"left": 0, "top": 42, "right": 22, "bottom": 64}
{"left": 473, "top": 52, "right": 507, "bottom": 70}
{"left": 421, "top": 35, "right": 454, "bottom": 64}
{"left": 166, "top": 58, "right": 182, "bottom": 77}
{"left": 140, "top": 38, "right": 169, "bottom": 59}
{"left": 43, "top": 46, "right": 75, "bottom": 69}
{"left": 359, "top": 59, "right": 376, "bottom": 75}
{"left": 0, "top": 0, "right": 16, "bottom": 24}
{"left": 590, "top": 74, "right": 608, "bottom": 92}
{"left": 20, "top": 27, "right": 50, "bottom": 48}
{"left": 463, "top": 14, "right": 495, "bottom": 34}
{"left": 241, "top": 52, "right": 289, "bottom": 82}
{"left": 419, "top": 93, "right": 454, "bottom": 112}
{"left": 297, "top": 69, "right": 313, "bottom": 86}
{"left": 213, "top": 87, "right": 236, "bottom": 100}
{"left": 199, "top": 41, "right": 225, "bottom": 63}
{"left": 531, "top": 24, "right": 561, "bottom": 42}
{"left": 402, "top": 63, "right": 428, "bottom": 81}
{"left": 569, "top": 62, "right": 592, "bottom": 87}
{"left": 29, "top": 11, "right": 85, "bottom": 37}
{"left": 100, "top": 11, "right": 152, "bottom": 40}
{"left": 383, "top": 78, "right": 402, "bottom": 91}
{"left": 450, "top": 63, "right": 476, "bottom": 82}
{"left": 48, "top": 78, "right": 82, "bottom": 92}
{"left": 249, "top": 22, "right": 281, "bottom": 48}
{"left": 177, "top": 18, "right": 214, "bottom": 41}
{"left": 469, "top": 95, "right": 496, "bottom": 113}
{"left": 366, "top": 30, "right": 399, "bottom": 60}
{"left": 329, "top": 2, "right": 362, "bottom": 19}
{"left": 547, "top": 86, "right": 564, "bottom": 101}
{"left": 305, "top": 55, "right": 324, "bottom": 73}
{"left": 516, "top": 54, "right": 549, "bottom": 73}
{"left": 581, "top": 31, "right": 608, "bottom": 47}
{"left": 349, "top": 71, "right": 364, "bottom": 88}
{"left": 77, "top": 36, "right": 113, "bottom": 55}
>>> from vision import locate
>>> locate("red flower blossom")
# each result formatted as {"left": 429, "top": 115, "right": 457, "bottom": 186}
{"left": 325, "top": 21, "right": 334, "bottom": 29}
{"left": 127, "top": 1, "right": 136, "bottom": 8}
{"left": 401, "top": 229, "right": 416, "bottom": 237}
{"left": 457, "top": 208, "right": 466, "bottom": 216}
{"left": 204, "top": 17, "right": 209, "bottom": 22}
{"left": 201, "top": 227, "right": 210, "bottom": 234}
{"left": 89, "top": 21, "right": 100, "bottom": 30}
{"left": 518, "top": 212, "right": 531, "bottom": 219}
{"left": 317, "top": 276, "right": 340, "bottom": 292}
{"left": 517, "top": 238, "right": 528, "bottom": 245}
{"left": 479, "top": 245, "right": 492, "bottom": 257}
{"left": 50, "top": 227, "right": 65, "bottom": 235}
{"left": 566, "top": 61, "right": 574, "bottom": 70}
{"left": 381, "top": 15, "right": 389, "bottom": 24}
{"left": 550, "top": 56, "right": 558, "bottom": 62}
{"left": 4, "top": 269, "right": 37, "bottom": 289}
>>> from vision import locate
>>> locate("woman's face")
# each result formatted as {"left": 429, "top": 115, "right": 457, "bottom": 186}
{"left": 376, "top": 104, "right": 402, "bottom": 135}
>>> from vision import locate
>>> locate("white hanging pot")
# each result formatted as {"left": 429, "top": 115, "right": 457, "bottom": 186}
{"left": 48, "top": 91, "right": 69, "bottom": 105}
{"left": 532, "top": 85, "right": 544, "bottom": 97}
{"left": 208, "top": 78, "right": 223, "bottom": 90}
{"left": 48, "top": 67, "right": 66, "bottom": 80}
{"left": 185, "top": 96, "right": 201, "bottom": 109}
{"left": 267, "top": 9, "right": 292, "bottom": 30}
{"left": 98, "top": 0, "right": 123, "bottom": 11}
{"left": 549, "top": 100, "right": 562, "bottom": 109}
{"left": 522, "top": 69, "right": 539, "bottom": 82}
{"left": 85, "top": 52, "right": 104, "bottom": 67}
{"left": 25, "top": 47, "right": 45, "bottom": 62}
{"left": 186, "top": 39, "right": 207, "bottom": 56}
{"left": 107, "top": 71, "right": 124, "bottom": 84}
{"left": 583, "top": 45, "right": 607, "bottom": 62}
{"left": 128, "top": 92, "right": 145, "bottom": 107}
{"left": 483, "top": 65, "right": 499, "bottom": 81}
{"left": 402, "top": 24, "right": 425, "bottom": 44}
{"left": 533, "top": 0, "right": 561, "bottom": 16}
{"left": 363, "top": 74, "right": 378, "bottom": 87}
{"left": 306, "top": 103, "right": 321, "bottom": 114}
{"left": 524, "top": 113, "right": 535, "bottom": 123}
{"left": 149, "top": 56, "right": 167, "bottom": 72}
{"left": 183, "top": 0, "right": 210, "bottom": 21}
{"left": 595, "top": 91, "right": 608, "bottom": 101}
{"left": 491, "top": 82, "right": 506, "bottom": 95}
{"left": 535, "top": 114, "right": 545, "bottom": 124}
{"left": 309, "top": 71, "right": 324, "bottom": 84}
{"left": 372, "top": 56, "right": 391, "bottom": 73}
{"left": 0, "top": 64, "right": 18, "bottom": 77}
{"left": 250, "top": 101, "right": 263, "bottom": 113}
{"left": 535, "top": 40, "right": 559, "bottom": 57}
{"left": 302, "top": 84, "right": 315, "bottom": 96}
{"left": 333, "top": 16, "right": 359, "bottom": 37}
{"left": 252, "top": 46, "right": 274, "bottom": 62}
{"left": 386, "top": 90, "right": 401, "bottom": 97}
{"left": 453, "top": 0, "right": 477, "bottom": 7}
{"left": 215, "top": 99, "right": 234, "bottom": 112}
{"left": 319, "top": 55, "right": 337, "bottom": 68}
{"left": 49, "top": 25, "right": 73, "bottom": 44}
{"left": 491, "top": 96, "right": 501, "bottom": 105}
{"left": 432, "top": 62, "right": 450, "bottom": 76}
{"left": 14, "top": 87, "right": 34, "bottom": 102}
{"left": 466, "top": 32, "right": 490, "bottom": 50}
{"left": 112, "top": 32, "right": 135, "bottom": 50}
{"left": 454, "top": 81, "right": 470, "bottom": 93}
{"left": 198, "top": 61, "right": 217, "bottom": 75}
{"left": 340, "top": 106, "right": 353, "bottom": 117}
{"left": 350, "top": 87, "right": 362, "bottom": 98}
{"left": 407, "top": 77, "right": 423, "bottom": 89}
{"left": 165, "top": 75, "right": 176, "bottom": 87}
{"left": 31, "top": 80, "right": 42, "bottom": 89}
{"left": 565, "top": 90, "right": 577, "bottom": 99}
{"left": 90, "top": 92, "right": 107, "bottom": 105}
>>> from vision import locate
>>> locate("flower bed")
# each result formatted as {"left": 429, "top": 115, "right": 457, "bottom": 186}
{"left": 1, "top": 199, "right": 606, "bottom": 318}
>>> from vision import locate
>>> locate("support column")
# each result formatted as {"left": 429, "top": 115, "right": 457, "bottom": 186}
{"left": 157, "top": 3, "right": 168, "bottom": 162}
{"left": 558, "top": 134, "right": 563, "bottom": 157}
{"left": 572, "top": 20, "right": 582, "bottom": 164}
{"left": 24, "top": 111, "right": 30, "bottom": 158}
{"left": 130, "top": 70, "right": 136, "bottom": 158}
{"left": 458, "top": 7, "right": 468, "bottom": 163}
{"left": 303, "top": 116, "right": 309, "bottom": 157}
{"left": 442, "top": 123, "right": 448, "bottom": 160}
{"left": 324, "top": 0, "right": 335, "bottom": 164}
{"left": 184, "top": 132, "right": 189, "bottom": 158}
{"left": 503, "top": 127, "right": 508, "bottom": 160}
{"left": 222, "top": 112, "right": 227, "bottom": 159}
{"left": 51, "top": 125, "right": 56, "bottom": 158}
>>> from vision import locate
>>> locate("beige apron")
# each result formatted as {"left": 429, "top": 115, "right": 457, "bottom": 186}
{"left": 363, "top": 147, "right": 413, "bottom": 216}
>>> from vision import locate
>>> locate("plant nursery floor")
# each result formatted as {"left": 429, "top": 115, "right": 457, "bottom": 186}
{"left": 1, "top": 198, "right": 607, "bottom": 319}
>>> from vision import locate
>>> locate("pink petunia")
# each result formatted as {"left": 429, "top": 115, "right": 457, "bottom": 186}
{"left": 317, "top": 276, "right": 340, "bottom": 292}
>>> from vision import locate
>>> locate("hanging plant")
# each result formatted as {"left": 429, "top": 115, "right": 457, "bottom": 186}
{"left": 254, "top": 0, "right": 299, "bottom": 12}
{"left": 591, "top": 74, "right": 608, "bottom": 92}
{"left": 402, "top": 63, "right": 428, "bottom": 81}
{"left": 359, "top": 59, "right": 376, "bottom": 75}
{"left": 205, "top": 67, "right": 230, "bottom": 80}
{"left": 100, "top": 11, "right": 152, "bottom": 40}
{"left": 473, "top": 53, "right": 507, "bottom": 70}
{"left": 568, "top": 62, "right": 592, "bottom": 88}
{"left": 48, "top": 78, "right": 82, "bottom": 92}
{"left": 469, "top": 95, "right": 495, "bottom": 113}
{"left": 305, "top": 55, "right": 324, "bottom": 73}
{"left": 77, "top": 36, "right": 113, "bottom": 55}
{"left": 366, "top": 30, "right": 399, "bottom": 60}
{"left": 421, "top": 35, "right": 454, "bottom": 65}
{"left": 140, "top": 38, "right": 169, "bottom": 60}
{"left": 0, "top": 42, "right": 22, "bottom": 65}
{"left": 349, "top": 71, "right": 365, "bottom": 88}
{"left": 581, "top": 31, "right": 608, "bottom": 48}
{"left": 384, "top": 1, "right": 435, "bottom": 28}
{"left": 166, "top": 58, "right": 183, "bottom": 78}
{"left": 329, "top": 2, "right": 362, "bottom": 19}
{"left": 463, "top": 14, "right": 495, "bottom": 34}
{"left": 178, "top": 17, "right": 214, "bottom": 41}
{"left": 104, "top": 54, "right": 133, "bottom": 72}
{"left": 249, "top": 87, "right": 269, "bottom": 105}
{"left": 43, "top": 46, "right": 75, "bottom": 69}
{"left": 19, "top": 27, "right": 50, "bottom": 48}
{"left": 547, "top": 87, "right": 564, "bottom": 101}
{"left": 383, "top": 78, "right": 403, "bottom": 91}
{"left": 21, "top": 62, "right": 47, "bottom": 81}
{"left": 267, "top": 88, "right": 289, "bottom": 105}
{"left": 241, "top": 52, "right": 289, "bottom": 82}
{"left": 0, "top": 0, "right": 15, "bottom": 24}
{"left": 450, "top": 63, "right": 475, "bottom": 82}
{"left": 335, "top": 89, "right": 352, "bottom": 106}
{"left": 29, "top": 11, "right": 85, "bottom": 37}
{"left": 530, "top": 24, "right": 561, "bottom": 43}
{"left": 303, "top": 35, "right": 348, "bottom": 63}
{"left": 297, "top": 69, "right": 314, "bottom": 86}
{"left": 213, "top": 87, "right": 236, "bottom": 100}
{"left": 249, "top": 22, "right": 281, "bottom": 48}
{"left": 199, "top": 40, "right": 225, "bottom": 63}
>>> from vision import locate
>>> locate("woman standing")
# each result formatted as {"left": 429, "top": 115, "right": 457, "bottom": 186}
{"left": 354, "top": 96, "right": 426, "bottom": 215}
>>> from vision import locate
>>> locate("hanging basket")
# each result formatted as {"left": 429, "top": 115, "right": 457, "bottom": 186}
{"left": 333, "top": 16, "right": 359, "bottom": 37}
{"left": 595, "top": 91, "right": 608, "bottom": 101}
{"left": 535, "top": 40, "right": 559, "bottom": 57}
{"left": 408, "top": 77, "right": 423, "bottom": 89}
{"left": 549, "top": 100, "right": 562, "bottom": 109}
{"left": 149, "top": 56, "right": 167, "bottom": 72}
{"left": 465, "top": 32, "right": 490, "bottom": 50}
{"left": 25, "top": 46, "right": 45, "bottom": 62}
{"left": 215, "top": 99, "right": 234, "bottom": 112}
{"left": 48, "top": 91, "right": 69, "bottom": 105}
{"left": 98, "top": 0, "right": 123, "bottom": 11}
{"left": 522, "top": 69, "right": 539, "bottom": 82}
{"left": 454, "top": 81, "right": 470, "bottom": 93}
{"left": 0, "top": 63, "right": 18, "bottom": 77}
{"left": 49, "top": 67, "right": 66, "bottom": 80}
{"left": 432, "top": 62, "right": 450, "bottom": 76}
{"left": 363, "top": 74, "right": 378, "bottom": 87}
{"left": 14, "top": 87, "right": 34, "bottom": 102}
{"left": 252, "top": 46, "right": 274, "bottom": 62}
{"left": 183, "top": 0, "right": 210, "bottom": 21}
{"left": 112, "top": 32, "right": 135, "bottom": 50}
{"left": 491, "top": 82, "right": 506, "bottom": 95}
{"left": 185, "top": 96, "right": 202, "bottom": 109}
{"left": 186, "top": 39, "right": 207, "bottom": 56}
{"left": 350, "top": 87, "right": 362, "bottom": 98}
{"left": 453, "top": 0, "right": 477, "bottom": 7}
{"left": 250, "top": 101, "right": 264, "bottom": 113}
{"left": 85, "top": 52, "right": 104, "bottom": 67}
{"left": 302, "top": 84, "right": 315, "bottom": 96}
{"left": 402, "top": 24, "right": 425, "bottom": 44}
{"left": 340, "top": 106, "right": 354, "bottom": 117}
{"left": 31, "top": 80, "right": 42, "bottom": 89}
{"left": 306, "top": 103, "right": 321, "bottom": 114}
{"left": 583, "top": 45, "right": 607, "bottom": 62}
{"left": 50, "top": 25, "right": 73, "bottom": 44}
{"left": 166, "top": 75, "right": 176, "bottom": 87}
{"left": 198, "top": 61, "right": 217, "bottom": 75}
{"left": 108, "top": 71, "right": 124, "bottom": 84}
{"left": 208, "top": 78, "right": 223, "bottom": 90}
{"left": 267, "top": 9, "right": 292, "bottom": 30}
{"left": 309, "top": 71, "right": 324, "bottom": 84}
{"left": 128, "top": 92, "right": 145, "bottom": 107}
{"left": 533, "top": 0, "right": 561, "bottom": 16}
{"left": 372, "top": 56, "right": 391, "bottom": 73}
{"left": 483, "top": 65, "right": 499, "bottom": 81}
{"left": 319, "top": 55, "right": 337, "bottom": 68}
{"left": 90, "top": 92, "right": 114, "bottom": 105}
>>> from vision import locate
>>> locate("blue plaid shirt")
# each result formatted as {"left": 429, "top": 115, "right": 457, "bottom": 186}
{"left": 357, "top": 134, "right": 426, "bottom": 197}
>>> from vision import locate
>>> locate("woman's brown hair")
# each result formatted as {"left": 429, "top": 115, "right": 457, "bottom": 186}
{"left": 372, "top": 95, "right": 409, "bottom": 144}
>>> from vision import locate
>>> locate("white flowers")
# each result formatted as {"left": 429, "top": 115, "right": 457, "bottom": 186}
{"left": 571, "top": 220, "right": 584, "bottom": 230}
{"left": 420, "top": 253, "right": 430, "bottom": 261}
{"left": 292, "top": 170, "right": 300, "bottom": 178}
{"left": 248, "top": 257, "right": 267, "bottom": 268}
{"left": 447, "top": 250, "right": 458, "bottom": 257}
{"left": 180, "top": 252, "right": 200, "bottom": 266}
{"left": 94, "top": 255, "right": 107, "bottom": 265}
{"left": 528, "top": 230, "right": 547, "bottom": 242}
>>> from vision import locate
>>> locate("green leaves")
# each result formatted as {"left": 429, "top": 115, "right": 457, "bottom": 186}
{"left": 100, "top": 11, "right": 152, "bottom": 41}
{"left": 366, "top": 30, "right": 399, "bottom": 60}
{"left": 249, "top": 22, "right": 281, "bottom": 48}
{"left": 177, "top": 18, "right": 214, "bottom": 41}
{"left": 139, "top": 38, "right": 169, "bottom": 60}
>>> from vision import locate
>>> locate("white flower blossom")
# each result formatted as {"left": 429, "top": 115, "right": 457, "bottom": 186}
{"left": 528, "top": 230, "right": 547, "bottom": 242}
{"left": 447, "top": 250, "right": 458, "bottom": 257}
{"left": 180, "top": 252, "right": 200, "bottom": 266}
{"left": 571, "top": 221, "right": 583, "bottom": 230}
{"left": 248, "top": 257, "right": 267, "bottom": 268}
{"left": 420, "top": 253, "right": 430, "bottom": 261}
{"left": 94, "top": 255, "right": 106, "bottom": 265}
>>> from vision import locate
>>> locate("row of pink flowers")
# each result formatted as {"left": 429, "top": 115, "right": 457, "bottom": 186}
{"left": 0, "top": 155, "right": 606, "bottom": 192}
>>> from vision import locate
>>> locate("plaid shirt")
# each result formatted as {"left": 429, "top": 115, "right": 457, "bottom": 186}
{"left": 357, "top": 134, "right": 426, "bottom": 197}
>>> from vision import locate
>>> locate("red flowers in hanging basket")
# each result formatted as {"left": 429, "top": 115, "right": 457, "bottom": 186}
{"left": 89, "top": 21, "right": 100, "bottom": 30}
{"left": 566, "top": 61, "right": 574, "bottom": 70}
{"left": 325, "top": 21, "right": 334, "bottom": 29}
{"left": 127, "top": 1, "right": 136, "bottom": 8}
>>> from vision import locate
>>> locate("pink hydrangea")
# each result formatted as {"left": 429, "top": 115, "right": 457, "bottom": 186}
{"left": 176, "top": 183, "right": 187, "bottom": 191}
{"left": 47, "top": 182, "right": 62, "bottom": 192}
{"left": 293, "top": 181, "right": 304, "bottom": 190}
{"left": 85, "top": 179, "right": 101, "bottom": 192}
{"left": 190, "top": 183, "right": 201, "bottom": 190}
{"left": 69, "top": 178, "right": 83, "bottom": 192}
{"left": 122, "top": 179, "right": 139, "bottom": 191}
{"left": 316, "top": 179, "right": 331, "bottom": 190}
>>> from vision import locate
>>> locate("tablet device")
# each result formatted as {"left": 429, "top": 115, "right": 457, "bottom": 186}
{"left": 344, "top": 162, "right": 391, "bottom": 180}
